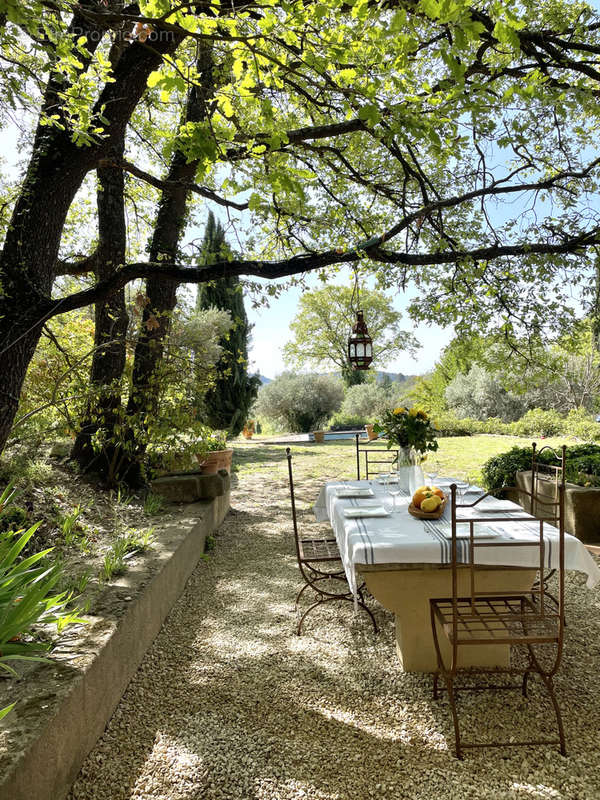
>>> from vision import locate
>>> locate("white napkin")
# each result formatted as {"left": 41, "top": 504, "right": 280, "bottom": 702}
{"left": 344, "top": 506, "right": 390, "bottom": 519}
{"left": 335, "top": 487, "right": 375, "bottom": 498}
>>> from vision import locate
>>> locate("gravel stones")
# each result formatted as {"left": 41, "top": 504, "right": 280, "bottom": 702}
{"left": 68, "top": 451, "right": 600, "bottom": 800}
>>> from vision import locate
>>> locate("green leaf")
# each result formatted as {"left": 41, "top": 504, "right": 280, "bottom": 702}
{"left": 493, "top": 20, "right": 521, "bottom": 49}
{"left": 357, "top": 103, "right": 381, "bottom": 126}
{"left": 0, "top": 703, "right": 15, "bottom": 721}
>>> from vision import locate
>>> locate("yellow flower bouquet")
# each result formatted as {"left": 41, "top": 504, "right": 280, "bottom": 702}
{"left": 373, "top": 407, "right": 439, "bottom": 455}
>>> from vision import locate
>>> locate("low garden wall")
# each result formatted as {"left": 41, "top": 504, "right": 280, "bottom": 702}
{"left": 0, "top": 474, "right": 230, "bottom": 800}
{"left": 507, "top": 470, "right": 600, "bottom": 544}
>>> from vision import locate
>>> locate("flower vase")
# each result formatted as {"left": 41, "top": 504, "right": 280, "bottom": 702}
{"left": 396, "top": 446, "right": 413, "bottom": 493}
{"left": 396, "top": 447, "right": 424, "bottom": 495}
{"left": 409, "top": 453, "right": 425, "bottom": 496}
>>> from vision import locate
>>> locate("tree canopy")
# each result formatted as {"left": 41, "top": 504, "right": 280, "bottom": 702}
{"left": 2, "top": 0, "right": 600, "bottom": 451}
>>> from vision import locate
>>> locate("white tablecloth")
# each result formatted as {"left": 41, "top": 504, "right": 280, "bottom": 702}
{"left": 313, "top": 479, "right": 600, "bottom": 600}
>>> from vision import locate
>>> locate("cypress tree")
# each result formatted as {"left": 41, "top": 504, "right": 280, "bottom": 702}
{"left": 196, "top": 212, "right": 261, "bottom": 436}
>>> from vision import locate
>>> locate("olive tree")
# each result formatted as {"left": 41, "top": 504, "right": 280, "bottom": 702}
{"left": 255, "top": 373, "right": 344, "bottom": 433}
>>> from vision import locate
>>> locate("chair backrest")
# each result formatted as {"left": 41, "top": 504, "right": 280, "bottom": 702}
{"left": 354, "top": 433, "right": 399, "bottom": 480}
{"left": 449, "top": 447, "right": 566, "bottom": 621}
{"left": 286, "top": 447, "right": 302, "bottom": 559}
{"left": 530, "top": 443, "right": 566, "bottom": 527}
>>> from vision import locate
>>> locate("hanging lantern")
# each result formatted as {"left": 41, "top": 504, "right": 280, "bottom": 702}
{"left": 347, "top": 309, "right": 373, "bottom": 370}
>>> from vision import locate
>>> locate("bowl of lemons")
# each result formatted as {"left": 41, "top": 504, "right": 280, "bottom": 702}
{"left": 408, "top": 485, "right": 447, "bottom": 519}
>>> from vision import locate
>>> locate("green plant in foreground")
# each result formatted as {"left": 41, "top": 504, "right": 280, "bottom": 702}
{"left": 100, "top": 538, "right": 129, "bottom": 582}
{"left": 73, "top": 568, "right": 93, "bottom": 594}
{"left": 99, "top": 528, "right": 155, "bottom": 583}
{"left": 143, "top": 492, "right": 164, "bottom": 515}
{"left": 0, "top": 485, "right": 85, "bottom": 682}
{"left": 0, "top": 702, "right": 15, "bottom": 720}
{"left": 60, "top": 504, "right": 84, "bottom": 546}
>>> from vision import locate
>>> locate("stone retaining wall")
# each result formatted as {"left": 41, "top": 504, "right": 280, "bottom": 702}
{"left": 0, "top": 489, "right": 230, "bottom": 800}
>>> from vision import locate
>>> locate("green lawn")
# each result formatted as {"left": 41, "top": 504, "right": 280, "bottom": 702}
{"left": 232, "top": 434, "right": 575, "bottom": 487}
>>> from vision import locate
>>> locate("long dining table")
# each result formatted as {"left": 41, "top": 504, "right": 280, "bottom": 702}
{"left": 313, "top": 478, "right": 600, "bottom": 672}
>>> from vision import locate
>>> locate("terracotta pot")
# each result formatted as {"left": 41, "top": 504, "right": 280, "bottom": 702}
{"left": 242, "top": 430, "right": 253, "bottom": 439}
{"left": 365, "top": 424, "right": 378, "bottom": 441}
{"left": 312, "top": 431, "right": 325, "bottom": 443}
{"left": 196, "top": 448, "right": 233, "bottom": 474}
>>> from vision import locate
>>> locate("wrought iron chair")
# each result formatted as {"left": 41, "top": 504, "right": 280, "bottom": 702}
{"left": 286, "top": 447, "right": 378, "bottom": 635}
{"left": 429, "top": 449, "right": 567, "bottom": 758}
{"left": 354, "top": 433, "right": 399, "bottom": 480}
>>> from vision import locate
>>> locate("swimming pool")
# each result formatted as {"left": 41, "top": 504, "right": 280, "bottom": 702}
{"left": 309, "top": 430, "right": 368, "bottom": 441}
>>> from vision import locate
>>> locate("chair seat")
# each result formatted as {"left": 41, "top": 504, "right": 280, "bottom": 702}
{"left": 431, "top": 595, "right": 561, "bottom": 645}
{"left": 298, "top": 537, "right": 341, "bottom": 562}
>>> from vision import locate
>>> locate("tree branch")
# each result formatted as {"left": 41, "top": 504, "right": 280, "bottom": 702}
{"left": 36, "top": 223, "right": 600, "bottom": 323}
{"left": 99, "top": 157, "right": 248, "bottom": 210}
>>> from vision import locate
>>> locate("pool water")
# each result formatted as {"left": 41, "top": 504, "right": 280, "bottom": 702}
{"left": 309, "top": 430, "right": 367, "bottom": 441}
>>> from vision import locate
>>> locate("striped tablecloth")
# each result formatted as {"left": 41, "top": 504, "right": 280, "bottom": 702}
{"left": 313, "top": 479, "right": 600, "bottom": 600}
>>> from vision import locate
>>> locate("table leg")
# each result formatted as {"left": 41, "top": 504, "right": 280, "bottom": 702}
{"left": 361, "top": 567, "right": 538, "bottom": 672}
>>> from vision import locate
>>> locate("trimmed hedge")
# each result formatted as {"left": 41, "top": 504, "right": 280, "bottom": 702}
{"left": 327, "top": 412, "right": 368, "bottom": 430}
{"left": 433, "top": 408, "right": 600, "bottom": 441}
{"left": 481, "top": 444, "right": 600, "bottom": 491}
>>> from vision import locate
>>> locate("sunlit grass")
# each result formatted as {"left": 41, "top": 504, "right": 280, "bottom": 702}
{"left": 232, "top": 434, "right": 576, "bottom": 486}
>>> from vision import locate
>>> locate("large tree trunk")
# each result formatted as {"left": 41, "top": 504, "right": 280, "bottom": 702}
{"left": 122, "top": 44, "right": 215, "bottom": 481}
{"left": 72, "top": 32, "right": 131, "bottom": 478}
{"left": 0, "top": 11, "right": 182, "bottom": 454}
{"left": 71, "top": 143, "right": 129, "bottom": 474}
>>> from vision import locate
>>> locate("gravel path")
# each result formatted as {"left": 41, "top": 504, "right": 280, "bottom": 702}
{"left": 68, "top": 454, "right": 600, "bottom": 800}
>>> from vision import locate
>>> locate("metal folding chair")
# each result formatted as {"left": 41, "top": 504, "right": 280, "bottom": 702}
{"left": 430, "top": 446, "right": 567, "bottom": 758}
{"left": 354, "top": 433, "right": 399, "bottom": 480}
{"left": 286, "top": 448, "right": 377, "bottom": 635}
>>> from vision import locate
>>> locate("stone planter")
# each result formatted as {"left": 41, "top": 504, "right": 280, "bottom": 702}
{"left": 312, "top": 431, "right": 325, "bottom": 443}
{"left": 196, "top": 448, "right": 233, "bottom": 474}
{"left": 511, "top": 470, "right": 600, "bottom": 544}
{"left": 365, "top": 424, "right": 378, "bottom": 441}
{"left": 151, "top": 469, "right": 230, "bottom": 503}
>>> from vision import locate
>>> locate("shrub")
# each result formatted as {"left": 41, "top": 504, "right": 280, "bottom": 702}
{"left": 566, "top": 454, "right": 600, "bottom": 486}
{"left": 255, "top": 373, "right": 344, "bottom": 432}
{"left": 481, "top": 444, "right": 600, "bottom": 491}
{"left": 511, "top": 408, "right": 564, "bottom": 437}
{"left": 328, "top": 412, "right": 368, "bottom": 430}
{"left": 481, "top": 446, "right": 536, "bottom": 491}
{"left": 337, "top": 381, "right": 399, "bottom": 422}
{"left": 564, "top": 407, "right": 600, "bottom": 442}
{"left": 430, "top": 413, "right": 475, "bottom": 437}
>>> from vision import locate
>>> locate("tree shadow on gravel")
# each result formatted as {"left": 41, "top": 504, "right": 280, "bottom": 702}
{"left": 67, "top": 534, "right": 600, "bottom": 800}
{"left": 66, "top": 443, "right": 600, "bottom": 800}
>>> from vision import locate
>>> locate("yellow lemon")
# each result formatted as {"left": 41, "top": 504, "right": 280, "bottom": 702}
{"left": 421, "top": 495, "right": 442, "bottom": 513}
